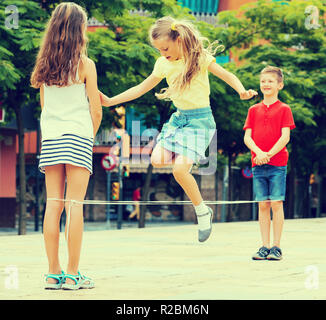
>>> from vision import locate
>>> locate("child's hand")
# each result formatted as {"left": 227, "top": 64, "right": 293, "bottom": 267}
{"left": 239, "top": 89, "right": 258, "bottom": 100}
{"left": 254, "top": 151, "right": 270, "bottom": 165}
{"left": 254, "top": 157, "right": 269, "bottom": 165}
{"left": 98, "top": 90, "right": 113, "bottom": 107}
{"left": 267, "top": 152, "right": 274, "bottom": 159}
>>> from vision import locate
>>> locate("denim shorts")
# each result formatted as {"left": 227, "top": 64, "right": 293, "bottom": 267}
{"left": 252, "top": 164, "right": 287, "bottom": 201}
{"left": 156, "top": 107, "right": 216, "bottom": 163}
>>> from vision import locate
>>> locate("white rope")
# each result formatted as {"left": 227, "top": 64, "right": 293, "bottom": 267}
{"left": 47, "top": 197, "right": 275, "bottom": 239}
{"left": 65, "top": 200, "right": 73, "bottom": 242}
{"left": 47, "top": 198, "right": 273, "bottom": 206}
{"left": 49, "top": 199, "right": 78, "bottom": 241}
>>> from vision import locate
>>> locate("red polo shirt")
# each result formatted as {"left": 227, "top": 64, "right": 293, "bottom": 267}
{"left": 243, "top": 100, "right": 295, "bottom": 167}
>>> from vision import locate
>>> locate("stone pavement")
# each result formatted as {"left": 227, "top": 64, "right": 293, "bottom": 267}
{"left": 0, "top": 218, "right": 325, "bottom": 300}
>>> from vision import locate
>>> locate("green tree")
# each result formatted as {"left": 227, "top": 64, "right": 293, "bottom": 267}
{"left": 88, "top": 0, "right": 325, "bottom": 222}
{"left": 3, "top": 0, "right": 324, "bottom": 231}
{"left": 213, "top": 0, "right": 325, "bottom": 219}
{"left": 0, "top": 0, "right": 47, "bottom": 234}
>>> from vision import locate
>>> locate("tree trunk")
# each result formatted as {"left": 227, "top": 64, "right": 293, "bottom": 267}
{"left": 301, "top": 174, "right": 311, "bottom": 218}
{"left": 138, "top": 163, "right": 153, "bottom": 228}
{"left": 315, "top": 165, "right": 322, "bottom": 218}
{"left": 226, "top": 152, "right": 233, "bottom": 222}
{"left": 138, "top": 102, "right": 171, "bottom": 228}
{"left": 14, "top": 104, "right": 27, "bottom": 235}
{"left": 287, "top": 155, "right": 295, "bottom": 219}
{"left": 137, "top": 102, "right": 171, "bottom": 228}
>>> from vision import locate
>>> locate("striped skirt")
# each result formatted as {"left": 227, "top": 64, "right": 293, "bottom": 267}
{"left": 39, "top": 134, "right": 94, "bottom": 174}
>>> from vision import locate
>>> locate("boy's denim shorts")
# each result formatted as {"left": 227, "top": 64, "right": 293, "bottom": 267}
{"left": 252, "top": 164, "right": 287, "bottom": 201}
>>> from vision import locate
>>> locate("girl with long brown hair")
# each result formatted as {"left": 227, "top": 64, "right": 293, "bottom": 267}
{"left": 100, "top": 16, "right": 257, "bottom": 242}
{"left": 31, "top": 2, "right": 102, "bottom": 290}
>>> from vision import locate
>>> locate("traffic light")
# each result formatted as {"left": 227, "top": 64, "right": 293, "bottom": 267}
{"left": 111, "top": 182, "right": 120, "bottom": 200}
{"left": 122, "top": 165, "right": 130, "bottom": 177}
{"left": 115, "top": 106, "right": 126, "bottom": 129}
{"left": 112, "top": 145, "right": 120, "bottom": 156}
{"left": 112, "top": 131, "right": 121, "bottom": 156}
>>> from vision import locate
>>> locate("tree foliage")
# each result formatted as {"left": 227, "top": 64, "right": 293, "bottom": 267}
{"left": 1, "top": 0, "right": 325, "bottom": 227}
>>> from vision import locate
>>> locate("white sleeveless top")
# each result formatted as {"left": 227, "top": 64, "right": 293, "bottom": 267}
{"left": 40, "top": 65, "right": 93, "bottom": 141}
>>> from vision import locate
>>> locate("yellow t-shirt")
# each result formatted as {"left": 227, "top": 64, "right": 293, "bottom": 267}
{"left": 152, "top": 54, "right": 215, "bottom": 110}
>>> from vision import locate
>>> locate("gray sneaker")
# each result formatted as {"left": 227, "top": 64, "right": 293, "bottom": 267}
{"left": 198, "top": 207, "right": 213, "bottom": 242}
{"left": 267, "top": 246, "right": 282, "bottom": 260}
{"left": 252, "top": 246, "right": 270, "bottom": 260}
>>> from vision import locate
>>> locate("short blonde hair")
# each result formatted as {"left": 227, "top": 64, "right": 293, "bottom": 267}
{"left": 260, "top": 66, "right": 284, "bottom": 83}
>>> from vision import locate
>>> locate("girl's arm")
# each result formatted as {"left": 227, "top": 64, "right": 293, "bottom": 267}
{"left": 208, "top": 62, "right": 257, "bottom": 100}
{"left": 244, "top": 128, "right": 270, "bottom": 165}
{"left": 84, "top": 58, "right": 103, "bottom": 137}
{"left": 100, "top": 74, "right": 162, "bottom": 107}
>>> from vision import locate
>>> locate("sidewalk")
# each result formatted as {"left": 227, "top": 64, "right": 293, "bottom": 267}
{"left": 0, "top": 218, "right": 189, "bottom": 236}
{"left": 0, "top": 218, "right": 325, "bottom": 300}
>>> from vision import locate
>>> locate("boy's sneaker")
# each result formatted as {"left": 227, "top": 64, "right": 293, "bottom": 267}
{"left": 252, "top": 246, "right": 270, "bottom": 260}
{"left": 267, "top": 246, "right": 282, "bottom": 260}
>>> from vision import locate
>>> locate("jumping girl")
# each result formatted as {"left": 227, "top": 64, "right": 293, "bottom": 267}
{"left": 100, "top": 16, "right": 257, "bottom": 242}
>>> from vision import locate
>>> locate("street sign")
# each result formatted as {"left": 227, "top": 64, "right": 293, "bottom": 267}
{"left": 241, "top": 167, "right": 253, "bottom": 179}
{"left": 101, "top": 154, "right": 117, "bottom": 171}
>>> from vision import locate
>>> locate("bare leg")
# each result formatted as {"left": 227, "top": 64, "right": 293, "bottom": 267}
{"left": 64, "top": 164, "right": 90, "bottom": 283}
{"left": 172, "top": 155, "right": 212, "bottom": 241}
{"left": 258, "top": 201, "right": 272, "bottom": 248}
{"left": 172, "top": 155, "right": 201, "bottom": 205}
{"left": 129, "top": 203, "right": 140, "bottom": 220}
{"left": 151, "top": 145, "right": 175, "bottom": 168}
{"left": 271, "top": 201, "right": 284, "bottom": 247}
{"left": 43, "top": 164, "right": 65, "bottom": 283}
{"left": 151, "top": 147, "right": 200, "bottom": 204}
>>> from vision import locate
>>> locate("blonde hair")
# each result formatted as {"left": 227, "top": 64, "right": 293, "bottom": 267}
{"left": 31, "top": 2, "right": 88, "bottom": 88}
{"left": 260, "top": 66, "right": 284, "bottom": 83}
{"left": 149, "top": 16, "right": 223, "bottom": 100}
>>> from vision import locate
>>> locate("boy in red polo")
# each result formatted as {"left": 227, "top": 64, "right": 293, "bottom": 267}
{"left": 243, "top": 66, "right": 295, "bottom": 260}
